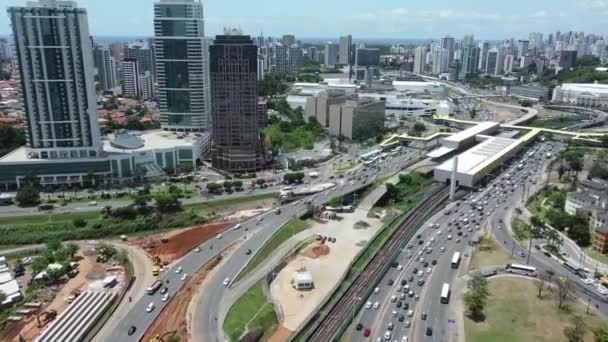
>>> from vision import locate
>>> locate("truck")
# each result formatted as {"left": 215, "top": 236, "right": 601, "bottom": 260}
{"left": 152, "top": 265, "right": 160, "bottom": 276}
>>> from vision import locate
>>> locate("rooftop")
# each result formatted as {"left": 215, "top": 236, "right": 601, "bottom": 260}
{"left": 436, "top": 137, "right": 520, "bottom": 175}
{"left": 559, "top": 83, "right": 608, "bottom": 94}
{"left": 441, "top": 122, "right": 499, "bottom": 145}
{"left": 103, "top": 130, "right": 205, "bottom": 153}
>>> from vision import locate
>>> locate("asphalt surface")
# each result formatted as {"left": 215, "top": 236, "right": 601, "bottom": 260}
{"left": 102, "top": 146, "right": 425, "bottom": 341}
{"left": 352, "top": 141, "right": 608, "bottom": 342}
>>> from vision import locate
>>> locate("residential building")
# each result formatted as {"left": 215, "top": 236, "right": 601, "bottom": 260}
{"left": 441, "top": 36, "right": 455, "bottom": 65}
{"left": 6, "top": 0, "right": 102, "bottom": 159}
{"left": 478, "top": 41, "right": 489, "bottom": 72}
{"left": 520, "top": 55, "right": 533, "bottom": 69}
{"left": 324, "top": 43, "right": 339, "bottom": 66}
{"left": 338, "top": 35, "right": 352, "bottom": 65}
{"left": 93, "top": 45, "right": 117, "bottom": 91}
{"left": 139, "top": 71, "right": 155, "bottom": 100}
{"left": 288, "top": 44, "right": 300, "bottom": 77}
{"left": 328, "top": 97, "right": 385, "bottom": 141}
{"left": 122, "top": 58, "right": 141, "bottom": 97}
{"left": 0, "top": 38, "right": 11, "bottom": 61}
{"left": 517, "top": 40, "right": 529, "bottom": 58}
{"left": 556, "top": 50, "right": 578, "bottom": 73}
{"left": 154, "top": 0, "right": 211, "bottom": 132}
{"left": 485, "top": 49, "right": 499, "bottom": 75}
{"left": 274, "top": 43, "right": 288, "bottom": 73}
{"left": 564, "top": 191, "right": 601, "bottom": 215}
{"left": 592, "top": 225, "right": 608, "bottom": 254}
{"left": 504, "top": 54, "right": 514, "bottom": 73}
{"left": 123, "top": 41, "right": 154, "bottom": 79}
{"left": 257, "top": 55, "right": 265, "bottom": 81}
{"left": 209, "top": 31, "right": 263, "bottom": 172}
{"left": 413, "top": 46, "right": 426, "bottom": 74}
{"left": 282, "top": 34, "right": 296, "bottom": 47}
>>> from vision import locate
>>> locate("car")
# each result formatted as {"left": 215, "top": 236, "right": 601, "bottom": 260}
{"left": 356, "top": 323, "right": 363, "bottom": 331}
{"left": 127, "top": 325, "right": 137, "bottom": 335}
{"left": 426, "top": 327, "right": 433, "bottom": 336}
{"left": 415, "top": 294, "right": 420, "bottom": 301}
{"left": 392, "top": 310, "right": 398, "bottom": 317}
{"left": 146, "top": 302, "right": 155, "bottom": 313}
{"left": 426, "top": 267, "right": 432, "bottom": 274}
{"left": 257, "top": 217, "right": 264, "bottom": 222}
{"left": 391, "top": 295, "right": 397, "bottom": 302}
{"left": 440, "top": 247, "right": 446, "bottom": 252}
{"left": 373, "top": 301, "right": 380, "bottom": 309}
{"left": 387, "top": 322, "right": 394, "bottom": 330}
{"left": 417, "top": 271, "right": 424, "bottom": 277}
{"left": 216, "top": 234, "right": 223, "bottom": 239}
{"left": 408, "top": 290, "right": 414, "bottom": 297}
{"left": 518, "top": 251, "right": 525, "bottom": 258}
{"left": 194, "top": 247, "right": 201, "bottom": 253}
{"left": 431, "top": 260, "right": 437, "bottom": 266}
{"left": 404, "top": 320, "right": 411, "bottom": 328}
{"left": 397, "top": 264, "right": 403, "bottom": 271}
{"left": 417, "top": 279, "right": 425, "bottom": 286}
{"left": 384, "top": 331, "right": 392, "bottom": 341}
{"left": 421, "top": 313, "right": 427, "bottom": 320}
{"left": 456, "top": 239, "right": 461, "bottom": 243}
{"left": 223, "top": 277, "right": 231, "bottom": 286}
{"left": 412, "top": 267, "right": 419, "bottom": 274}
{"left": 388, "top": 279, "right": 394, "bottom": 286}
{"left": 175, "top": 266, "right": 183, "bottom": 274}
{"left": 363, "top": 328, "right": 371, "bottom": 337}
{"left": 418, "top": 240, "right": 423, "bottom": 245}
{"left": 407, "top": 310, "right": 414, "bottom": 317}
{"left": 246, "top": 249, "right": 252, "bottom": 255}
{"left": 374, "top": 287, "right": 380, "bottom": 294}
{"left": 401, "top": 279, "right": 407, "bottom": 286}
{"left": 365, "top": 301, "right": 372, "bottom": 309}
{"left": 423, "top": 262, "right": 429, "bottom": 267}
{"left": 447, "top": 235, "right": 452, "bottom": 240}
{"left": 398, "top": 314, "right": 405, "bottom": 322}
{"left": 399, "top": 292, "right": 406, "bottom": 300}
{"left": 403, "top": 302, "right": 409, "bottom": 310}
{"left": 181, "top": 273, "right": 188, "bottom": 281}
{"left": 162, "top": 294, "right": 170, "bottom": 302}
{"left": 408, "top": 275, "right": 414, "bottom": 282}
{"left": 160, "top": 287, "right": 168, "bottom": 294}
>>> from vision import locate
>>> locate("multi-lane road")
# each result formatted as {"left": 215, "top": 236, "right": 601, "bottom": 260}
{"left": 103, "top": 146, "right": 427, "bottom": 341}
{"left": 351, "top": 140, "right": 608, "bottom": 342}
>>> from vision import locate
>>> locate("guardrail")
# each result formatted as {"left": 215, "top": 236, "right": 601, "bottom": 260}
{"left": 295, "top": 185, "right": 449, "bottom": 342}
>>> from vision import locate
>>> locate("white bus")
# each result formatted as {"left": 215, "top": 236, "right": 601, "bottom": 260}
{"left": 440, "top": 283, "right": 451, "bottom": 304}
{"left": 505, "top": 263, "right": 537, "bottom": 276}
{"left": 451, "top": 252, "right": 461, "bottom": 269}
{"left": 147, "top": 279, "right": 163, "bottom": 295}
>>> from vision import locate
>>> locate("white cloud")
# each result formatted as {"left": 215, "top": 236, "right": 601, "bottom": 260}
{"left": 439, "top": 9, "right": 454, "bottom": 18}
{"left": 390, "top": 8, "right": 408, "bottom": 16}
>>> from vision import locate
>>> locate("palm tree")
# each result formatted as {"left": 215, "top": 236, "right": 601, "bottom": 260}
{"left": 515, "top": 207, "right": 523, "bottom": 218}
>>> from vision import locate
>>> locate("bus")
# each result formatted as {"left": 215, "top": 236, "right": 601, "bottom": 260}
{"left": 562, "top": 261, "right": 582, "bottom": 276}
{"left": 147, "top": 279, "right": 163, "bottom": 295}
{"left": 505, "top": 263, "right": 537, "bottom": 276}
{"left": 451, "top": 252, "right": 461, "bottom": 269}
{"left": 440, "top": 283, "right": 451, "bottom": 304}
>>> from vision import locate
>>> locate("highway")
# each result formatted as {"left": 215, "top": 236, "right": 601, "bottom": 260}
{"left": 101, "top": 146, "right": 426, "bottom": 341}
{"left": 351, "top": 140, "right": 608, "bottom": 342}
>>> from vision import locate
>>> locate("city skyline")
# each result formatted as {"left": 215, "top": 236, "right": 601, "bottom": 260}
{"left": 2, "top": 0, "right": 608, "bottom": 39}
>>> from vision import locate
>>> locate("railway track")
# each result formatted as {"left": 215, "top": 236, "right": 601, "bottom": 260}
{"left": 304, "top": 185, "right": 450, "bottom": 342}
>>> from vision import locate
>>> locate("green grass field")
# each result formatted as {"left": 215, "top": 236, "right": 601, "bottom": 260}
{"left": 469, "top": 235, "right": 512, "bottom": 270}
{"left": 235, "top": 218, "right": 310, "bottom": 282}
{"left": 223, "top": 280, "right": 278, "bottom": 341}
{"left": 511, "top": 218, "right": 531, "bottom": 242}
{"left": 465, "top": 277, "right": 604, "bottom": 342}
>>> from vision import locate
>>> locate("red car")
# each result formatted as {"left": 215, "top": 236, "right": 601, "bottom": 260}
{"left": 363, "top": 328, "right": 371, "bottom": 337}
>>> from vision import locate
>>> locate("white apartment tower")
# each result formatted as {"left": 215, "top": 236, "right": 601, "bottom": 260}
{"left": 121, "top": 58, "right": 140, "bottom": 98}
{"left": 7, "top": 0, "right": 102, "bottom": 159}
{"left": 154, "top": 0, "right": 211, "bottom": 132}
{"left": 288, "top": 44, "right": 300, "bottom": 77}
{"left": 338, "top": 35, "right": 352, "bottom": 65}
{"left": 413, "top": 46, "right": 426, "bottom": 74}
{"left": 93, "top": 45, "right": 117, "bottom": 91}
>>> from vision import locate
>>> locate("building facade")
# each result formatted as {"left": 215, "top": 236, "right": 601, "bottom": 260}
{"left": 7, "top": 0, "right": 102, "bottom": 160}
{"left": 328, "top": 97, "right": 385, "bottom": 141}
{"left": 338, "top": 35, "right": 352, "bottom": 65}
{"left": 324, "top": 43, "right": 339, "bottom": 66}
{"left": 209, "top": 32, "right": 263, "bottom": 172}
{"left": 93, "top": 45, "right": 117, "bottom": 91}
{"left": 121, "top": 58, "right": 141, "bottom": 97}
{"left": 154, "top": 0, "right": 211, "bottom": 132}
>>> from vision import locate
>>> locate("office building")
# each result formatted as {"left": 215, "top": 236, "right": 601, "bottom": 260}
{"left": 257, "top": 55, "right": 265, "bottom": 81}
{"left": 459, "top": 45, "right": 479, "bottom": 79}
{"left": 413, "top": 46, "right": 426, "bottom": 74}
{"left": 339, "top": 35, "right": 352, "bottom": 65}
{"left": 305, "top": 90, "right": 352, "bottom": 128}
{"left": 441, "top": 36, "right": 455, "bottom": 64}
{"left": 485, "top": 49, "right": 499, "bottom": 75}
{"left": 355, "top": 48, "right": 380, "bottom": 67}
{"left": 307, "top": 46, "right": 317, "bottom": 61}
{"left": 328, "top": 97, "right": 385, "bottom": 141}
{"left": 6, "top": 0, "right": 102, "bottom": 159}
{"left": 121, "top": 58, "right": 141, "bottom": 98}
{"left": 154, "top": 0, "right": 211, "bottom": 132}
{"left": 139, "top": 71, "right": 154, "bottom": 100}
{"left": 93, "top": 45, "right": 117, "bottom": 91}
{"left": 552, "top": 83, "right": 608, "bottom": 107}
{"left": 282, "top": 34, "right": 296, "bottom": 47}
{"left": 520, "top": 55, "right": 533, "bottom": 69}
{"left": 324, "top": 43, "right": 339, "bottom": 66}
{"left": 123, "top": 41, "right": 154, "bottom": 79}
{"left": 274, "top": 43, "right": 288, "bottom": 73}
{"left": 288, "top": 44, "right": 300, "bottom": 77}
{"left": 478, "top": 41, "right": 489, "bottom": 72}
{"left": 557, "top": 50, "right": 578, "bottom": 73}
{"left": 209, "top": 31, "right": 263, "bottom": 172}
{"left": 517, "top": 40, "right": 529, "bottom": 59}
{"left": 504, "top": 54, "right": 514, "bottom": 74}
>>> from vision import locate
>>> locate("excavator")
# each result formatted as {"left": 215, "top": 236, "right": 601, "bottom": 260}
{"left": 148, "top": 330, "right": 177, "bottom": 342}
{"left": 36, "top": 310, "right": 57, "bottom": 327}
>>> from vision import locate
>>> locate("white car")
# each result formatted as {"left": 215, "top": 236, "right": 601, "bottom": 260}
{"left": 216, "top": 234, "right": 223, "bottom": 239}
{"left": 181, "top": 273, "right": 188, "bottom": 281}
{"left": 146, "top": 302, "right": 155, "bottom": 313}
{"left": 447, "top": 235, "right": 452, "bottom": 240}
{"left": 397, "top": 264, "right": 403, "bottom": 271}
{"left": 373, "top": 301, "right": 380, "bottom": 309}
{"left": 426, "top": 267, "right": 432, "bottom": 274}
{"left": 597, "top": 285, "right": 608, "bottom": 295}
{"left": 175, "top": 266, "right": 183, "bottom": 274}
{"left": 365, "top": 301, "right": 372, "bottom": 309}
{"left": 407, "top": 310, "right": 414, "bottom": 317}
{"left": 223, "top": 277, "right": 231, "bottom": 286}
{"left": 402, "top": 336, "right": 408, "bottom": 342}
{"left": 404, "top": 321, "right": 411, "bottom": 328}
{"left": 440, "top": 247, "right": 446, "bottom": 252}
{"left": 194, "top": 247, "right": 201, "bottom": 253}
{"left": 391, "top": 295, "right": 397, "bottom": 302}
{"left": 581, "top": 278, "right": 594, "bottom": 285}
{"left": 162, "top": 294, "right": 170, "bottom": 302}
{"left": 392, "top": 310, "right": 398, "bottom": 317}
{"left": 417, "top": 271, "right": 424, "bottom": 277}
{"left": 234, "top": 224, "right": 241, "bottom": 230}
{"left": 374, "top": 287, "right": 380, "bottom": 294}
{"left": 384, "top": 331, "right": 392, "bottom": 341}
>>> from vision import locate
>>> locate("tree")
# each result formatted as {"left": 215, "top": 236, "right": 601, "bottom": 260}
{"left": 132, "top": 193, "right": 151, "bottom": 214}
{"left": 15, "top": 185, "right": 40, "bottom": 206}
{"left": 31, "top": 256, "right": 47, "bottom": 275}
{"left": 328, "top": 196, "right": 342, "bottom": 207}
{"left": 412, "top": 122, "right": 427, "bottom": 133}
{"left": 0, "top": 291, "right": 6, "bottom": 306}
{"left": 557, "top": 278, "right": 573, "bottom": 309}
{"left": 65, "top": 243, "right": 79, "bottom": 259}
{"left": 385, "top": 183, "right": 400, "bottom": 202}
{"left": 564, "top": 315, "right": 586, "bottom": 342}
{"left": 536, "top": 275, "right": 547, "bottom": 297}
{"left": 116, "top": 249, "right": 129, "bottom": 266}
{"left": 73, "top": 218, "right": 87, "bottom": 228}
{"left": 545, "top": 268, "right": 555, "bottom": 289}
{"left": 154, "top": 193, "right": 181, "bottom": 213}
{"left": 514, "top": 207, "right": 523, "bottom": 218}
{"left": 46, "top": 240, "right": 62, "bottom": 251}
{"left": 206, "top": 182, "right": 223, "bottom": 194}
{"left": 463, "top": 291, "right": 485, "bottom": 321}
{"left": 468, "top": 274, "right": 489, "bottom": 299}
{"left": 593, "top": 322, "right": 608, "bottom": 342}
{"left": 0, "top": 123, "right": 26, "bottom": 157}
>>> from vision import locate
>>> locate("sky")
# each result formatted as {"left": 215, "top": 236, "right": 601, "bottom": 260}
{"left": 1, "top": 0, "right": 608, "bottom": 40}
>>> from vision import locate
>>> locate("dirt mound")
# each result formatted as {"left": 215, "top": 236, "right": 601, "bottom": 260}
{"left": 301, "top": 243, "right": 330, "bottom": 259}
{"left": 132, "top": 222, "right": 232, "bottom": 264}
{"left": 266, "top": 325, "right": 292, "bottom": 342}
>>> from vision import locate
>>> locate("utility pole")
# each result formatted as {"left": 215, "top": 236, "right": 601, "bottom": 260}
{"left": 450, "top": 156, "right": 459, "bottom": 201}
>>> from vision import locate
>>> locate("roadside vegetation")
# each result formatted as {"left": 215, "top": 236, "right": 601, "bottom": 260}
{"left": 528, "top": 116, "right": 580, "bottom": 130}
{"left": 262, "top": 98, "right": 325, "bottom": 152}
{"left": 511, "top": 218, "right": 532, "bottom": 242}
{"left": 0, "top": 123, "right": 25, "bottom": 158}
{"left": 235, "top": 218, "right": 310, "bottom": 283}
{"left": 0, "top": 191, "right": 278, "bottom": 248}
{"left": 223, "top": 280, "right": 278, "bottom": 342}
{"left": 465, "top": 277, "right": 605, "bottom": 342}
{"left": 377, "top": 172, "right": 434, "bottom": 213}
{"left": 469, "top": 235, "right": 511, "bottom": 270}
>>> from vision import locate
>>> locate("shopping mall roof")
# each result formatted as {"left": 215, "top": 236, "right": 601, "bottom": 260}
{"left": 440, "top": 121, "right": 499, "bottom": 149}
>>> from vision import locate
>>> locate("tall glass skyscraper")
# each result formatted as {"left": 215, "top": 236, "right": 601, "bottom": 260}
{"left": 154, "top": 0, "right": 210, "bottom": 132}
{"left": 8, "top": 0, "right": 102, "bottom": 159}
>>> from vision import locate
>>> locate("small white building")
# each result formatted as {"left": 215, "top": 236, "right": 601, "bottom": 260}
{"left": 292, "top": 268, "right": 314, "bottom": 290}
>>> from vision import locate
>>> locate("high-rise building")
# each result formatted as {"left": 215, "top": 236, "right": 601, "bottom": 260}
{"left": 0, "top": 38, "right": 12, "bottom": 61}
{"left": 307, "top": 46, "right": 317, "bottom": 61}
{"left": 139, "top": 71, "right": 154, "bottom": 100}
{"left": 517, "top": 40, "right": 530, "bottom": 59}
{"left": 7, "top": 0, "right": 102, "bottom": 159}
{"left": 478, "top": 41, "right": 489, "bottom": 72}
{"left": 257, "top": 55, "right": 265, "bottom": 81}
{"left": 124, "top": 41, "right": 154, "bottom": 78}
{"left": 462, "top": 35, "right": 475, "bottom": 47}
{"left": 93, "top": 45, "right": 117, "bottom": 91}
{"left": 282, "top": 34, "right": 296, "bottom": 47}
{"left": 209, "top": 30, "right": 263, "bottom": 172}
{"left": 441, "top": 36, "right": 455, "bottom": 64}
{"left": 519, "top": 55, "right": 533, "bottom": 69}
{"left": 288, "top": 44, "right": 300, "bottom": 77}
{"left": 122, "top": 58, "right": 141, "bottom": 97}
{"left": 504, "top": 54, "right": 514, "bottom": 74}
{"left": 413, "top": 46, "right": 426, "bottom": 74}
{"left": 324, "top": 43, "right": 339, "bottom": 66}
{"left": 459, "top": 45, "right": 479, "bottom": 79}
{"left": 274, "top": 43, "right": 288, "bottom": 73}
{"left": 154, "top": 0, "right": 210, "bottom": 132}
{"left": 557, "top": 50, "right": 578, "bottom": 73}
{"left": 339, "top": 35, "right": 352, "bottom": 65}
{"left": 485, "top": 49, "right": 499, "bottom": 75}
